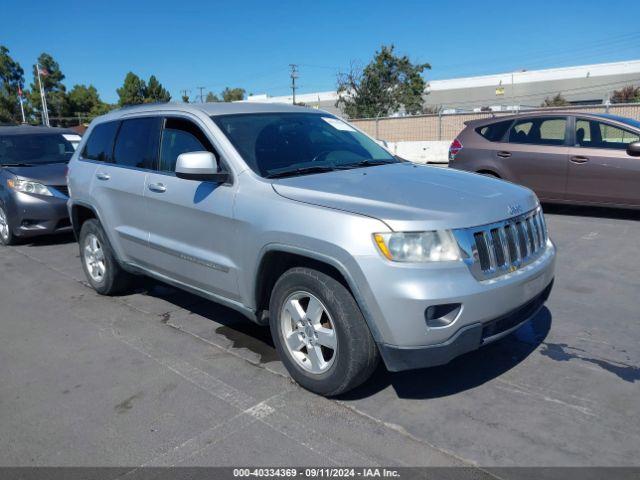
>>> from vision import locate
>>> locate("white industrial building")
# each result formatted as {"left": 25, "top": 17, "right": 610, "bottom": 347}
{"left": 243, "top": 91, "right": 341, "bottom": 115}
{"left": 242, "top": 59, "right": 640, "bottom": 116}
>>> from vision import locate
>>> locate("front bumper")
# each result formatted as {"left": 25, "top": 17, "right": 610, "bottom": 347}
{"left": 378, "top": 280, "right": 553, "bottom": 371}
{"left": 7, "top": 191, "right": 71, "bottom": 238}
{"left": 352, "top": 240, "right": 556, "bottom": 370}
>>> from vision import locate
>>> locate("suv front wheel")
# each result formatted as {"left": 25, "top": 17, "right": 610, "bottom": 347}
{"left": 79, "top": 219, "right": 133, "bottom": 295}
{"left": 269, "top": 267, "right": 379, "bottom": 396}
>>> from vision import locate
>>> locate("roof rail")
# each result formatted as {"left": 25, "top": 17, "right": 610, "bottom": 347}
{"left": 117, "top": 101, "right": 171, "bottom": 110}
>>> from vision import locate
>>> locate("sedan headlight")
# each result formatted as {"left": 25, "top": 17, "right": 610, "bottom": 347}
{"left": 373, "top": 231, "right": 461, "bottom": 262}
{"left": 7, "top": 178, "right": 53, "bottom": 196}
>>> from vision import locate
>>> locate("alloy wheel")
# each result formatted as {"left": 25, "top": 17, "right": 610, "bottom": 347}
{"left": 83, "top": 233, "right": 106, "bottom": 283}
{"left": 0, "top": 207, "right": 9, "bottom": 242}
{"left": 280, "top": 291, "right": 337, "bottom": 374}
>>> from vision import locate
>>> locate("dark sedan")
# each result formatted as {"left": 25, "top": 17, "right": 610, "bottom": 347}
{"left": 449, "top": 112, "right": 640, "bottom": 210}
{"left": 0, "top": 125, "right": 79, "bottom": 245}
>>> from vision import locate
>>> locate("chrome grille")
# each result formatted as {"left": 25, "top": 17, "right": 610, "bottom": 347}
{"left": 455, "top": 207, "right": 549, "bottom": 281}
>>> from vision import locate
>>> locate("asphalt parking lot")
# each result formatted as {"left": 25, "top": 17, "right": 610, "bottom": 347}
{"left": 0, "top": 204, "right": 638, "bottom": 470}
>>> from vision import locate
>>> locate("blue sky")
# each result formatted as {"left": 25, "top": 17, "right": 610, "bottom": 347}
{"left": 3, "top": 0, "right": 639, "bottom": 104}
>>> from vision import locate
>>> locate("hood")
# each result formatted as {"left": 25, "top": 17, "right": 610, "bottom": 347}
{"left": 272, "top": 163, "right": 538, "bottom": 231}
{"left": 5, "top": 163, "right": 67, "bottom": 186}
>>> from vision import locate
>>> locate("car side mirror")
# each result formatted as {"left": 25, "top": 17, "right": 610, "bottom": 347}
{"left": 175, "top": 151, "right": 229, "bottom": 183}
{"left": 626, "top": 141, "right": 640, "bottom": 157}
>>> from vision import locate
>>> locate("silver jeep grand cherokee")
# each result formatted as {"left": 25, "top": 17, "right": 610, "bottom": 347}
{"left": 67, "top": 103, "right": 556, "bottom": 396}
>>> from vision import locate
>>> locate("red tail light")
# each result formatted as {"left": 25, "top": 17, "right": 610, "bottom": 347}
{"left": 449, "top": 138, "right": 463, "bottom": 161}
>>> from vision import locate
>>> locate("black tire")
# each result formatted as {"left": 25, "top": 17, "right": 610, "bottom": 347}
{"left": 269, "top": 267, "right": 379, "bottom": 396}
{"left": 79, "top": 219, "right": 133, "bottom": 295}
{"left": 0, "top": 205, "right": 18, "bottom": 246}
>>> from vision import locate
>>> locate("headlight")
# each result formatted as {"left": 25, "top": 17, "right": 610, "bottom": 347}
{"left": 373, "top": 231, "right": 461, "bottom": 262}
{"left": 7, "top": 178, "right": 53, "bottom": 196}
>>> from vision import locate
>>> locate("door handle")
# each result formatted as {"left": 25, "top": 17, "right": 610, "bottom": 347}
{"left": 497, "top": 151, "right": 511, "bottom": 158}
{"left": 95, "top": 172, "right": 110, "bottom": 181}
{"left": 570, "top": 156, "right": 589, "bottom": 164}
{"left": 148, "top": 182, "right": 167, "bottom": 193}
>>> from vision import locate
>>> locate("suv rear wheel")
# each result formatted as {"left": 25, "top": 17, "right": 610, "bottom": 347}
{"left": 269, "top": 267, "right": 379, "bottom": 396}
{"left": 79, "top": 219, "right": 133, "bottom": 295}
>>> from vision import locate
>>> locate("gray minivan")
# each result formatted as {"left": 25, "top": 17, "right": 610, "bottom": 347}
{"left": 0, "top": 125, "right": 78, "bottom": 245}
{"left": 67, "top": 103, "right": 556, "bottom": 396}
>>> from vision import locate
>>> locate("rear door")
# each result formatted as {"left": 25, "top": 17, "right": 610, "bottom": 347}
{"left": 500, "top": 116, "right": 570, "bottom": 201}
{"left": 89, "top": 116, "right": 161, "bottom": 263}
{"left": 566, "top": 117, "right": 640, "bottom": 207}
{"left": 143, "top": 116, "right": 239, "bottom": 301}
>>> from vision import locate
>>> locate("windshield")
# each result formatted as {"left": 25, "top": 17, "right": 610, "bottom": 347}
{"left": 212, "top": 113, "right": 397, "bottom": 177}
{"left": 0, "top": 133, "right": 75, "bottom": 166}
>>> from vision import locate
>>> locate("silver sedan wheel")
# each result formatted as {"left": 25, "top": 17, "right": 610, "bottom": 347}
{"left": 0, "top": 207, "right": 9, "bottom": 242}
{"left": 280, "top": 291, "right": 337, "bottom": 374}
{"left": 83, "top": 233, "right": 106, "bottom": 283}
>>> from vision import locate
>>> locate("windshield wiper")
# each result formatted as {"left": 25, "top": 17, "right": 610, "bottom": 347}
{"left": 1, "top": 163, "right": 34, "bottom": 167}
{"left": 335, "top": 159, "right": 397, "bottom": 170}
{"left": 265, "top": 165, "right": 336, "bottom": 179}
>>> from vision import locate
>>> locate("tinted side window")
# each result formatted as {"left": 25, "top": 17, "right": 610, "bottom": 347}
{"left": 82, "top": 121, "right": 119, "bottom": 162}
{"left": 159, "top": 118, "right": 214, "bottom": 172}
{"left": 476, "top": 120, "right": 511, "bottom": 142}
{"left": 508, "top": 117, "right": 567, "bottom": 146}
{"left": 575, "top": 118, "right": 640, "bottom": 149}
{"left": 113, "top": 117, "right": 161, "bottom": 169}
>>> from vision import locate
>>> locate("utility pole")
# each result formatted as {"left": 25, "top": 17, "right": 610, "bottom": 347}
{"left": 180, "top": 89, "right": 191, "bottom": 103}
{"left": 196, "top": 86, "right": 206, "bottom": 103}
{"left": 289, "top": 64, "right": 298, "bottom": 105}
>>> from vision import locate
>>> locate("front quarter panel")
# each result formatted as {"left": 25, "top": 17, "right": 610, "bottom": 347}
{"left": 232, "top": 173, "right": 392, "bottom": 341}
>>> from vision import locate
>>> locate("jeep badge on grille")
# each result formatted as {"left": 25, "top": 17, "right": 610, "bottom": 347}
{"left": 507, "top": 203, "right": 523, "bottom": 216}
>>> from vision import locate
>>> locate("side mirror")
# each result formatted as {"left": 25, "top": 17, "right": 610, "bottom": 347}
{"left": 626, "top": 141, "right": 640, "bottom": 157}
{"left": 175, "top": 151, "right": 229, "bottom": 182}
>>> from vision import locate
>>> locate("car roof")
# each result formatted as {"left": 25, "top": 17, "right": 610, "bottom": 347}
{"left": 96, "top": 101, "right": 325, "bottom": 122}
{"left": 0, "top": 125, "right": 78, "bottom": 136}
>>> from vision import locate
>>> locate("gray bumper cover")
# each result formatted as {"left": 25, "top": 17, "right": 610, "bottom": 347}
{"left": 378, "top": 280, "right": 553, "bottom": 372}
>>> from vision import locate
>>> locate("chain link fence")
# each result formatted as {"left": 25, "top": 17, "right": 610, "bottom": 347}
{"left": 350, "top": 103, "right": 640, "bottom": 142}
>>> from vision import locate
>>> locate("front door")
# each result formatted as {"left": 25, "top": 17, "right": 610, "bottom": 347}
{"left": 143, "top": 116, "right": 239, "bottom": 301}
{"left": 501, "top": 116, "right": 570, "bottom": 201}
{"left": 566, "top": 117, "right": 640, "bottom": 207}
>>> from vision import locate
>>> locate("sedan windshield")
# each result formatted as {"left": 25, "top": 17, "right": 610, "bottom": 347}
{"left": 0, "top": 134, "right": 75, "bottom": 166}
{"left": 212, "top": 113, "right": 398, "bottom": 177}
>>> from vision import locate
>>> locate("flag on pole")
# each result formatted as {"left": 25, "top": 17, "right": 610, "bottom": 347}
{"left": 36, "top": 64, "right": 50, "bottom": 126}
{"left": 17, "top": 84, "right": 26, "bottom": 123}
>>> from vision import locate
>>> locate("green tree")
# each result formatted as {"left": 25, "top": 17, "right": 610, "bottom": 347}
{"left": 221, "top": 87, "right": 245, "bottom": 102}
{"left": 0, "top": 45, "right": 26, "bottom": 124}
{"left": 610, "top": 85, "right": 640, "bottom": 104}
{"left": 89, "top": 102, "right": 115, "bottom": 117}
{"left": 206, "top": 91, "right": 220, "bottom": 102}
{"left": 145, "top": 75, "right": 171, "bottom": 103}
{"left": 336, "top": 45, "right": 430, "bottom": 118}
{"left": 117, "top": 72, "right": 147, "bottom": 106}
{"left": 181, "top": 94, "right": 190, "bottom": 103}
{"left": 68, "top": 84, "right": 103, "bottom": 114}
{"left": 28, "top": 53, "right": 68, "bottom": 122}
{"left": 541, "top": 93, "right": 569, "bottom": 107}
